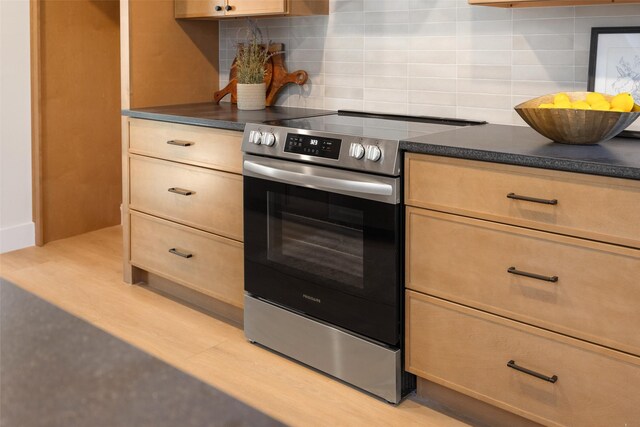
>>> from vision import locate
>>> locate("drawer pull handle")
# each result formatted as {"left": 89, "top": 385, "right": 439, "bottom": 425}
{"left": 507, "top": 193, "right": 557, "bottom": 205}
{"left": 507, "top": 360, "right": 558, "bottom": 383}
{"left": 168, "top": 187, "right": 194, "bottom": 196}
{"left": 166, "top": 140, "right": 193, "bottom": 147}
{"left": 169, "top": 248, "right": 193, "bottom": 258}
{"left": 508, "top": 267, "right": 558, "bottom": 283}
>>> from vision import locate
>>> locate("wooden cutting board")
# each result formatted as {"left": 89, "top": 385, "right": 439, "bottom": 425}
{"left": 213, "top": 44, "right": 308, "bottom": 107}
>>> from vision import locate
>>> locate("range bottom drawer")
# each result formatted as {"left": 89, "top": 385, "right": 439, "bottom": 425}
{"left": 130, "top": 211, "right": 244, "bottom": 308}
{"left": 406, "top": 291, "right": 640, "bottom": 427}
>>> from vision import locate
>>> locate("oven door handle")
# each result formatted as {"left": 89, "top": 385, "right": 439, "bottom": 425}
{"left": 243, "top": 160, "right": 394, "bottom": 197}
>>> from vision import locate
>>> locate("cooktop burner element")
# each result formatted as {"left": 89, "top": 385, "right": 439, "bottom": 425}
{"left": 242, "top": 110, "right": 486, "bottom": 177}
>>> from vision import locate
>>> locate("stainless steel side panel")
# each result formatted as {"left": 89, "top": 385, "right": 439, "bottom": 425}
{"left": 244, "top": 295, "right": 402, "bottom": 403}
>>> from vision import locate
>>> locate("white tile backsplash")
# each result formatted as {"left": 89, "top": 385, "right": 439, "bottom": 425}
{"left": 219, "top": 1, "right": 640, "bottom": 125}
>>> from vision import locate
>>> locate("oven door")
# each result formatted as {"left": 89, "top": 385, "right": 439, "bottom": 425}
{"left": 243, "top": 155, "right": 401, "bottom": 347}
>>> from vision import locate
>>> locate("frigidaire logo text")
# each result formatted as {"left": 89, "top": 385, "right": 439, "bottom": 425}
{"left": 303, "top": 294, "right": 321, "bottom": 303}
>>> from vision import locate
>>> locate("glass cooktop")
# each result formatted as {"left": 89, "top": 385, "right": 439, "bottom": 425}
{"left": 265, "top": 111, "right": 487, "bottom": 141}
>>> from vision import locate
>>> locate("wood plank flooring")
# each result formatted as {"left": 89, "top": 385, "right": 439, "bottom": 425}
{"left": 0, "top": 226, "right": 471, "bottom": 427}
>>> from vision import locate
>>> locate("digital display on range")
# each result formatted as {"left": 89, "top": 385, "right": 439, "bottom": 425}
{"left": 284, "top": 133, "right": 342, "bottom": 159}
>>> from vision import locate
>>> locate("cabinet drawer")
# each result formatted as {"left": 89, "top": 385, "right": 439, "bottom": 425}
{"left": 130, "top": 211, "right": 244, "bottom": 308}
{"left": 406, "top": 207, "right": 640, "bottom": 355}
{"left": 129, "top": 118, "right": 242, "bottom": 174}
{"left": 129, "top": 155, "right": 243, "bottom": 242}
{"left": 405, "top": 154, "right": 640, "bottom": 248}
{"left": 406, "top": 291, "right": 640, "bottom": 427}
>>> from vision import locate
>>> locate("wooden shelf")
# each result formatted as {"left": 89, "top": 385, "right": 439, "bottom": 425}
{"left": 469, "top": 0, "right": 640, "bottom": 7}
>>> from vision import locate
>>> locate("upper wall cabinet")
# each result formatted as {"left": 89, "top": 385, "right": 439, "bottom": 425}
{"left": 469, "top": 0, "right": 639, "bottom": 7}
{"left": 175, "top": 0, "right": 328, "bottom": 19}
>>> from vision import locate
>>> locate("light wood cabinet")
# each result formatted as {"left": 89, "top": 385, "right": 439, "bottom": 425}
{"left": 406, "top": 292, "right": 640, "bottom": 427}
{"left": 404, "top": 153, "right": 640, "bottom": 425}
{"left": 175, "top": 0, "right": 328, "bottom": 19}
{"left": 469, "top": 0, "right": 640, "bottom": 7}
{"left": 123, "top": 118, "right": 245, "bottom": 310}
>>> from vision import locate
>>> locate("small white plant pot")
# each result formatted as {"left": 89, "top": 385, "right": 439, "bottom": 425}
{"left": 237, "top": 83, "right": 266, "bottom": 110}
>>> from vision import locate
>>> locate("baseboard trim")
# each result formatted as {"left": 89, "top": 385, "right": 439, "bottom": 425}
{"left": 0, "top": 222, "right": 35, "bottom": 253}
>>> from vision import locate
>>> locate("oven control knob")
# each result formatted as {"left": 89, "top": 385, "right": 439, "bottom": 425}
{"left": 349, "top": 143, "right": 365, "bottom": 159}
{"left": 366, "top": 145, "right": 382, "bottom": 162}
{"left": 249, "top": 130, "right": 262, "bottom": 145}
{"left": 262, "top": 132, "right": 276, "bottom": 147}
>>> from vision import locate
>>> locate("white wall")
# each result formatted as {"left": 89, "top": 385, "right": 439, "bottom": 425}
{"left": 0, "top": 0, "right": 35, "bottom": 253}
{"left": 220, "top": 1, "right": 640, "bottom": 124}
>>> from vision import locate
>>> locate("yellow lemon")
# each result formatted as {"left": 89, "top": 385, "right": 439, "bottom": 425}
{"left": 586, "top": 92, "right": 606, "bottom": 106}
{"left": 571, "top": 101, "right": 591, "bottom": 110}
{"left": 610, "top": 93, "right": 635, "bottom": 113}
{"left": 610, "top": 108, "right": 625, "bottom": 112}
{"left": 538, "top": 103, "right": 555, "bottom": 109}
{"left": 591, "top": 101, "right": 611, "bottom": 111}
{"left": 554, "top": 100, "right": 571, "bottom": 109}
{"left": 554, "top": 93, "right": 570, "bottom": 105}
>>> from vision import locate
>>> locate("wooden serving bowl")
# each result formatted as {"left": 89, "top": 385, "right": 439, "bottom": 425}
{"left": 514, "top": 92, "right": 640, "bottom": 145}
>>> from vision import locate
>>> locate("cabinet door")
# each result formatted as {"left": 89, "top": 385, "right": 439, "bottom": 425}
{"left": 226, "top": 0, "right": 286, "bottom": 16}
{"left": 175, "top": 0, "right": 225, "bottom": 18}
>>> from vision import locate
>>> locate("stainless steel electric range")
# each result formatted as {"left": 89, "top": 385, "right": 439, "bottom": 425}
{"left": 241, "top": 111, "right": 485, "bottom": 403}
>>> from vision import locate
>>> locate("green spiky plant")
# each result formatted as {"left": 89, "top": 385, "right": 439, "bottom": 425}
{"left": 235, "top": 20, "right": 280, "bottom": 84}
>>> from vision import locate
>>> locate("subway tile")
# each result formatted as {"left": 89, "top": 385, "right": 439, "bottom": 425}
{"left": 365, "top": 24, "right": 410, "bottom": 37}
{"left": 408, "top": 90, "right": 457, "bottom": 105}
{"left": 574, "top": 50, "right": 590, "bottom": 67}
{"left": 365, "top": 62, "right": 408, "bottom": 77}
{"left": 408, "top": 77, "right": 457, "bottom": 92}
{"left": 513, "top": 7, "right": 574, "bottom": 20}
{"left": 324, "top": 74, "right": 364, "bottom": 87}
{"left": 409, "top": 63, "right": 456, "bottom": 78}
{"left": 364, "top": 101, "right": 408, "bottom": 115}
{"left": 364, "top": 0, "right": 409, "bottom": 11}
{"left": 409, "top": 36, "right": 457, "bottom": 50}
{"left": 409, "top": 8, "right": 457, "bottom": 24}
{"left": 408, "top": 104, "right": 457, "bottom": 118}
{"left": 365, "top": 50, "right": 409, "bottom": 63}
{"left": 513, "top": 34, "right": 574, "bottom": 51}
{"left": 575, "top": 4, "right": 640, "bottom": 17}
{"left": 456, "top": 6, "right": 511, "bottom": 22}
{"left": 365, "top": 87, "right": 408, "bottom": 103}
{"left": 332, "top": 0, "right": 364, "bottom": 13}
{"left": 457, "top": 50, "right": 511, "bottom": 65}
{"left": 326, "top": 86, "right": 364, "bottom": 99}
{"left": 409, "top": 50, "right": 456, "bottom": 64}
{"left": 328, "top": 11, "right": 365, "bottom": 26}
{"left": 409, "top": 0, "right": 459, "bottom": 10}
{"left": 456, "top": 35, "right": 511, "bottom": 50}
{"left": 324, "top": 97, "right": 365, "bottom": 111}
{"left": 575, "top": 16, "right": 640, "bottom": 34}
{"left": 513, "top": 18, "right": 574, "bottom": 35}
{"left": 409, "top": 21, "right": 457, "bottom": 37}
{"left": 288, "top": 49, "right": 325, "bottom": 62}
{"left": 575, "top": 66, "right": 589, "bottom": 83}
{"left": 511, "top": 80, "right": 575, "bottom": 96}
{"left": 365, "top": 76, "right": 409, "bottom": 90}
{"left": 512, "top": 50, "right": 574, "bottom": 66}
{"left": 457, "top": 78, "right": 510, "bottom": 95}
{"left": 457, "top": 65, "right": 511, "bottom": 80}
{"left": 457, "top": 20, "right": 512, "bottom": 36}
{"left": 325, "top": 50, "right": 364, "bottom": 62}
{"left": 365, "top": 10, "right": 410, "bottom": 24}
{"left": 512, "top": 65, "right": 574, "bottom": 81}
{"left": 325, "top": 37, "right": 364, "bottom": 50}
{"left": 457, "top": 93, "right": 512, "bottom": 109}
{"left": 325, "top": 62, "right": 365, "bottom": 75}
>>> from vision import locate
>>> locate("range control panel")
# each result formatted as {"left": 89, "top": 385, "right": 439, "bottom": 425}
{"left": 284, "top": 134, "right": 342, "bottom": 159}
{"left": 241, "top": 124, "right": 401, "bottom": 177}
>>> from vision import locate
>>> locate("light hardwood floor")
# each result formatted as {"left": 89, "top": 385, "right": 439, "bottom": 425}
{"left": 0, "top": 226, "right": 471, "bottom": 427}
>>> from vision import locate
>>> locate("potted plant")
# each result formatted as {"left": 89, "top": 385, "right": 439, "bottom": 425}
{"left": 235, "top": 23, "right": 276, "bottom": 110}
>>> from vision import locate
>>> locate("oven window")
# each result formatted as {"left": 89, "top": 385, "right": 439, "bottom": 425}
{"left": 267, "top": 190, "right": 364, "bottom": 290}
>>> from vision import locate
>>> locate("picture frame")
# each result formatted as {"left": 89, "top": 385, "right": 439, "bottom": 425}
{"left": 587, "top": 26, "right": 640, "bottom": 137}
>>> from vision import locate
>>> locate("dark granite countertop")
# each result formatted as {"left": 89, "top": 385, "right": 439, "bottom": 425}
{"left": 0, "top": 279, "right": 283, "bottom": 427}
{"left": 123, "top": 102, "right": 333, "bottom": 131}
{"left": 401, "top": 124, "right": 640, "bottom": 180}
